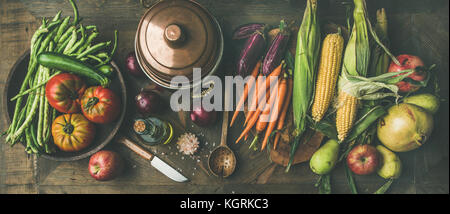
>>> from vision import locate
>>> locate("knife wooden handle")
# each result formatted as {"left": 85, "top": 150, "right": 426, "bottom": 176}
{"left": 117, "top": 136, "right": 154, "bottom": 161}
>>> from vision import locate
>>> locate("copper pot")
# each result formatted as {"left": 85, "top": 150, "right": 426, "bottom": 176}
{"left": 135, "top": 0, "right": 224, "bottom": 89}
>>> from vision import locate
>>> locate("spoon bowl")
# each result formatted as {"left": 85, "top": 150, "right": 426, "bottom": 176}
{"left": 208, "top": 90, "right": 236, "bottom": 178}
{"left": 208, "top": 145, "right": 236, "bottom": 177}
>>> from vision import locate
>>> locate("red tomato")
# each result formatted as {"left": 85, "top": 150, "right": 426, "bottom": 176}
{"left": 45, "top": 73, "right": 87, "bottom": 113}
{"left": 80, "top": 86, "right": 121, "bottom": 124}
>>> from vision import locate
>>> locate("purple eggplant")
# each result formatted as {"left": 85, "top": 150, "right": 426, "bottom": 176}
{"left": 262, "top": 20, "right": 290, "bottom": 75}
{"left": 232, "top": 23, "right": 266, "bottom": 40}
{"left": 237, "top": 30, "right": 266, "bottom": 76}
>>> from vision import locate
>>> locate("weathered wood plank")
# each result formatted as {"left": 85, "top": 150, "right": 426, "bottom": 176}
{"left": 0, "top": 0, "right": 39, "bottom": 194}
{"left": 0, "top": 0, "right": 448, "bottom": 194}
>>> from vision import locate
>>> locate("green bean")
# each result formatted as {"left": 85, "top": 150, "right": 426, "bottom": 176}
{"left": 57, "top": 36, "right": 71, "bottom": 53}
{"left": 77, "top": 41, "right": 111, "bottom": 59}
{"left": 25, "top": 127, "right": 39, "bottom": 154}
{"left": 10, "top": 106, "right": 28, "bottom": 145}
{"left": 52, "top": 11, "right": 62, "bottom": 22}
{"left": 25, "top": 129, "right": 33, "bottom": 154}
{"left": 42, "top": 44, "right": 53, "bottom": 142}
{"left": 96, "top": 52, "right": 109, "bottom": 59}
{"left": 11, "top": 72, "right": 42, "bottom": 142}
{"left": 38, "top": 30, "right": 57, "bottom": 55}
{"left": 110, "top": 30, "right": 118, "bottom": 56}
{"left": 63, "top": 29, "right": 77, "bottom": 54}
{"left": 54, "top": 16, "right": 71, "bottom": 42}
{"left": 96, "top": 30, "right": 118, "bottom": 66}
{"left": 84, "top": 54, "right": 104, "bottom": 64}
{"left": 30, "top": 124, "right": 44, "bottom": 153}
{"left": 68, "top": 24, "right": 86, "bottom": 54}
{"left": 10, "top": 71, "right": 62, "bottom": 101}
{"left": 58, "top": 25, "right": 75, "bottom": 44}
{"left": 30, "top": 29, "right": 48, "bottom": 53}
{"left": 76, "top": 31, "right": 98, "bottom": 54}
{"left": 69, "top": 0, "right": 79, "bottom": 25}
{"left": 8, "top": 26, "right": 45, "bottom": 142}
{"left": 45, "top": 19, "right": 62, "bottom": 32}
{"left": 79, "top": 25, "right": 96, "bottom": 32}
{"left": 36, "top": 65, "right": 46, "bottom": 147}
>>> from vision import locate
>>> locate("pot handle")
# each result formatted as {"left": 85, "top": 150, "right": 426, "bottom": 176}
{"left": 116, "top": 136, "right": 154, "bottom": 161}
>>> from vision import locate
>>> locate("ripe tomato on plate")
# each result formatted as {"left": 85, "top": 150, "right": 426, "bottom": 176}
{"left": 45, "top": 73, "right": 86, "bottom": 113}
{"left": 80, "top": 86, "right": 121, "bottom": 124}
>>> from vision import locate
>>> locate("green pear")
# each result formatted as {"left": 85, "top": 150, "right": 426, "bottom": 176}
{"left": 377, "top": 103, "right": 434, "bottom": 152}
{"left": 403, "top": 93, "right": 440, "bottom": 114}
{"left": 310, "top": 139, "right": 339, "bottom": 175}
{"left": 376, "top": 145, "right": 402, "bottom": 179}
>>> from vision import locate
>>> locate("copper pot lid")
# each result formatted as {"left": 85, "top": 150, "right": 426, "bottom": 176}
{"left": 136, "top": 0, "right": 223, "bottom": 88}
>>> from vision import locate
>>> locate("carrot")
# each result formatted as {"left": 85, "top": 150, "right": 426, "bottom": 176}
{"left": 244, "top": 74, "right": 262, "bottom": 126}
{"left": 273, "top": 76, "right": 293, "bottom": 150}
{"left": 261, "top": 75, "right": 288, "bottom": 151}
{"left": 249, "top": 101, "right": 271, "bottom": 149}
{"left": 230, "top": 60, "right": 261, "bottom": 127}
{"left": 235, "top": 79, "right": 279, "bottom": 144}
{"left": 245, "top": 62, "right": 284, "bottom": 125}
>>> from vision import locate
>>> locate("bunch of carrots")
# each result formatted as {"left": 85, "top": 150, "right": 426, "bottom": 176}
{"left": 230, "top": 60, "right": 293, "bottom": 151}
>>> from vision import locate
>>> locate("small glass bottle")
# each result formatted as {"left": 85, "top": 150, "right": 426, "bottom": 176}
{"left": 133, "top": 116, "right": 173, "bottom": 146}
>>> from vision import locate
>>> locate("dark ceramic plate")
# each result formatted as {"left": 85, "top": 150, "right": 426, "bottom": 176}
{"left": 3, "top": 51, "right": 127, "bottom": 161}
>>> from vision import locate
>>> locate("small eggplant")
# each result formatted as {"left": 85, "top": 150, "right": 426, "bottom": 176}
{"left": 237, "top": 30, "right": 266, "bottom": 76}
{"left": 262, "top": 20, "right": 290, "bottom": 75}
{"left": 232, "top": 23, "right": 265, "bottom": 40}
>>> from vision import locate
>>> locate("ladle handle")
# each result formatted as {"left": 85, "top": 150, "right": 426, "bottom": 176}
{"left": 220, "top": 89, "right": 230, "bottom": 147}
{"left": 117, "top": 136, "right": 154, "bottom": 161}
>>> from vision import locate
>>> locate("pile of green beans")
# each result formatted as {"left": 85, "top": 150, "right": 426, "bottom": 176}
{"left": 3, "top": 0, "right": 118, "bottom": 155}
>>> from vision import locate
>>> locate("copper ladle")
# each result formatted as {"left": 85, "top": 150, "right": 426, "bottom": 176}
{"left": 208, "top": 90, "right": 236, "bottom": 178}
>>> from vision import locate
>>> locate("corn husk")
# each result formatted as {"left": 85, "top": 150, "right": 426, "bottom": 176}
{"left": 369, "top": 8, "right": 390, "bottom": 77}
{"left": 289, "top": 0, "right": 321, "bottom": 172}
{"left": 293, "top": 0, "right": 321, "bottom": 136}
{"left": 338, "top": 70, "right": 414, "bottom": 101}
{"left": 341, "top": 0, "right": 370, "bottom": 78}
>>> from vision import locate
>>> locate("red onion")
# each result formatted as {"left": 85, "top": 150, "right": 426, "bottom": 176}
{"left": 135, "top": 90, "right": 162, "bottom": 114}
{"left": 190, "top": 105, "right": 217, "bottom": 127}
{"left": 126, "top": 52, "right": 144, "bottom": 77}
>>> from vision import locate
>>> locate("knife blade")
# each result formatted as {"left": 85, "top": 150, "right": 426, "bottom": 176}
{"left": 117, "top": 136, "right": 189, "bottom": 182}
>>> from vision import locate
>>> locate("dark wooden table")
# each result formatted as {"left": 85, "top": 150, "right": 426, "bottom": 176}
{"left": 0, "top": 0, "right": 448, "bottom": 194}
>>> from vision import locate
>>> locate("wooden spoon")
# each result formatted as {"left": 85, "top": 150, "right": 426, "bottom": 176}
{"left": 208, "top": 89, "right": 236, "bottom": 178}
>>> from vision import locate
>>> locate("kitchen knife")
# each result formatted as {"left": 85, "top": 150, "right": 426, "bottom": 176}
{"left": 117, "top": 136, "right": 189, "bottom": 182}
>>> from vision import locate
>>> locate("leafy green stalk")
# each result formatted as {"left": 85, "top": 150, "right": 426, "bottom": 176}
{"left": 374, "top": 179, "right": 394, "bottom": 194}
{"left": 345, "top": 164, "right": 358, "bottom": 194}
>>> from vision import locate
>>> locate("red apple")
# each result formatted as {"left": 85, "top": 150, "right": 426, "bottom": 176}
{"left": 89, "top": 150, "right": 124, "bottom": 181}
{"left": 346, "top": 144, "right": 379, "bottom": 175}
{"left": 388, "top": 54, "right": 426, "bottom": 93}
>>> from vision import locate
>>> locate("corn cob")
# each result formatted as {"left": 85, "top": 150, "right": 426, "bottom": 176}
{"left": 335, "top": 0, "right": 370, "bottom": 142}
{"left": 336, "top": 91, "right": 358, "bottom": 141}
{"left": 311, "top": 33, "right": 344, "bottom": 122}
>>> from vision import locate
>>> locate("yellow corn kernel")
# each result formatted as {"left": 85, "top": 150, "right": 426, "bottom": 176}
{"left": 336, "top": 91, "right": 358, "bottom": 142}
{"left": 311, "top": 33, "right": 344, "bottom": 122}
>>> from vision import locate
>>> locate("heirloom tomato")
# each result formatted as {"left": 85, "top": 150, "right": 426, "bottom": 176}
{"left": 51, "top": 113, "right": 96, "bottom": 152}
{"left": 80, "top": 86, "right": 121, "bottom": 124}
{"left": 45, "top": 73, "right": 86, "bottom": 113}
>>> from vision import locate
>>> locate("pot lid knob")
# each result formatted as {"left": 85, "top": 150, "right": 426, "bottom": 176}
{"left": 164, "top": 24, "right": 185, "bottom": 48}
